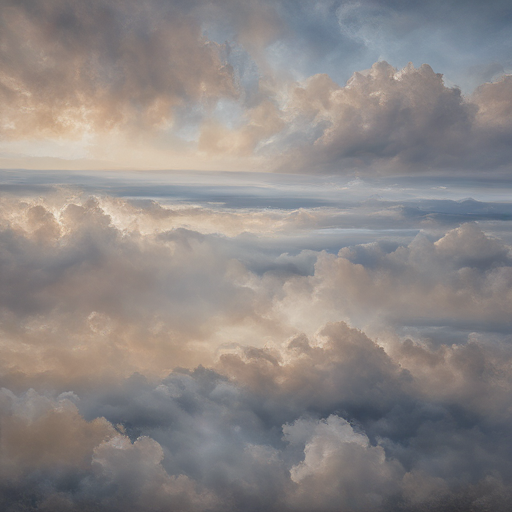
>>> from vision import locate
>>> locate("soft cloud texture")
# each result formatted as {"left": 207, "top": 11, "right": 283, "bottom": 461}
{"left": 1, "top": 0, "right": 512, "bottom": 505}
{"left": 1, "top": 0, "right": 511, "bottom": 172}
{"left": 0, "top": 182, "right": 512, "bottom": 510}
{"left": 270, "top": 62, "right": 512, "bottom": 173}
{"left": 291, "top": 222, "right": 512, "bottom": 331}
{"left": 0, "top": 0, "right": 237, "bottom": 138}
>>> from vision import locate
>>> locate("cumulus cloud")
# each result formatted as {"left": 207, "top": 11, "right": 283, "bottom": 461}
{"left": 1, "top": 189, "right": 512, "bottom": 510}
{"left": 2, "top": 0, "right": 512, "bottom": 508}
{"left": 0, "top": 196, "right": 276, "bottom": 384}
{"left": 285, "top": 415, "right": 403, "bottom": 511}
{"left": 0, "top": 388, "right": 114, "bottom": 478}
{"left": 90, "top": 435, "right": 218, "bottom": 512}
{"left": 1, "top": 1, "right": 511, "bottom": 172}
{"left": 2, "top": 322, "right": 511, "bottom": 511}
{"left": 268, "top": 61, "right": 512, "bottom": 173}
{"left": 303, "top": 222, "right": 512, "bottom": 329}
{"left": 2, "top": 191, "right": 512, "bottom": 382}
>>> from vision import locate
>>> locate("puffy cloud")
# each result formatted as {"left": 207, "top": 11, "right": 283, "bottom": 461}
{"left": 270, "top": 61, "right": 512, "bottom": 173}
{"left": 274, "top": 222, "right": 512, "bottom": 332}
{"left": 0, "top": 196, "right": 277, "bottom": 384}
{"left": 1, "top": 1, "right": 511, "bottom": 172}
{"left": 285, "top": 415, "right": 403, "bottom": 511}
{"left": 217, "top": 322, "right": 408, "bottom": 419}
{"left": 1, "top": 190, "right": 512, "bottom": 383}
{"left": 2, "top": 321, "right": 511, "bottom": 510}
{"left": 473, "top": 75, "right": 512, "bottom": 129}
{"left": 90, "top": 435, "right": 217, "bottom": 512}
{"left": 0, "top": 387, "right": 220, "bottom": 511}
{"left": 1, "top": 190, "right": 512, "bottom": 510}
{"left": 0, "top": 388, "right": 114, "bottom": 479}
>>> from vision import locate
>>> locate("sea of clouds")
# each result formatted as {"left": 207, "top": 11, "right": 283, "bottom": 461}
{"left": 1, "top": 1, "right": 512, "bottom": 509}
{"left": 1, "top": 175, "right": 512, "bottom": 511}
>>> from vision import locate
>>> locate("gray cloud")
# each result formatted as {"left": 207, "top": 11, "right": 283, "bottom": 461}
{"left": 0, "top": 0, "right": 237, "bottom": 138}
{"left": 0, "top": 189, "right": 512, "bottom": 510}
{"left": 1, "top": 1, "right": 511, "bottom": 173}
{"left": 2, "top": 321, "right": 512, "bottom": 511}
{"left": 268, "top": 62, "right": 512, "bottom": 173}
{"left": 2, "top": 0, "right": 512, "bottom": 507}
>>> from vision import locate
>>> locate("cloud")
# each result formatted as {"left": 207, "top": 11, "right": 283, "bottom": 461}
{"left": 0, "top": 388, "right": 114, "bottom": 479}
{"left": 0, "top": 196, "right": 278, "bottom": 384}
{"left": 2, "top": 0, "right": 512, "bottom": 507}
{"left": 267, "top": 61, "right": 512, "bottom": 173}
{"left": 2, "top": 321, "right": 511, "bottom": 510}
{"left": 1, "top": 1, "right": 511, "bottom": 172}
{"left": 0, "top": 0, "right": 237, "bottom": 138}
{"left": 1, "top": 191, "right": 512, "bottom": 386}
{"left": 273, "top": 222, "right": 512, "bottom": 333}
{"left": 285, "top": 415, "right": 403, "bottom": 511}
{"left": 90, "top": 435, "right": 218, "bottom": 512}
{"left": 1, "top": 190, "right": 512, "bottom": 510}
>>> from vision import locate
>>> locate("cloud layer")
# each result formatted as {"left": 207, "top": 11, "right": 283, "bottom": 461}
{"left": 1, "top": 186, "right": 512, "bottom": 510}
{"left": 2, "top": 0, "right": 512, "bottom": 506}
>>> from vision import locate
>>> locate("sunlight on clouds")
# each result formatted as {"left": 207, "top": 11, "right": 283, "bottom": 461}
{"left": 0, "top": 185, "right": 512, "bottom": 509}
{"left": 2, "top": 0, "right": 511, "bottom": 173}
{"left": 1, "top": 191, "right": 511, "bottom": 385}
{"left": 1, "top": 0, "right": 512, "bottom": 510}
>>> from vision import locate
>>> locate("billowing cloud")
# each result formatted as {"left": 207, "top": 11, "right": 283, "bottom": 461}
{"left": 269, "top": 62, "right": 512, "bottom": 173}
{"left": 2, "top": 0, "right": 512, "bottom": 507}
{"left": 0, "top": 0, "right": 238, "bottom": 139}
{"left": 1, "top": 1, "right": 511, "bottom": 172}
{"left": 1, "top": 190, "right": 512, "bottom": 383}
{"left": 1, "top": 321, "right": 512, "bottom": 511}
{"left": 0, "top": 186, "right": 512, "bottom": 510}
{"left": 289, "top": 222, "right": 512, "bottom": 330}
{"left": 285, "top": 415, "right": 404, "bottom": 511}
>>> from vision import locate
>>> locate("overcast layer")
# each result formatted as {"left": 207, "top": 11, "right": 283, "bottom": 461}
{"left": 1, "top": 0, "right": 511, "bottom": 173}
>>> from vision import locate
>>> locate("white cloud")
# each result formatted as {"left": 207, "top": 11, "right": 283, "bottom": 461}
{"left": 285, "top": 415, "right": 403, "bottom": 511}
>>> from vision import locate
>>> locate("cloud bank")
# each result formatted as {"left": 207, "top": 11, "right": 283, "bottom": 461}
{"left": 1, "top": 185, "right": 512, "bottom": 510}
{"left": 1, "top": 0, "right": 511, "bottom": 173}
{"left": 2, "top": 0, "right": 512, "bottom": 507}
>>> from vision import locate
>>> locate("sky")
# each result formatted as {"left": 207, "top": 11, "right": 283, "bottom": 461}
{"left": 1, "top": 1, "right": 512, "bottom": 511}
{"left": 1, "top": 0, "right": 512, "bottom": 173}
